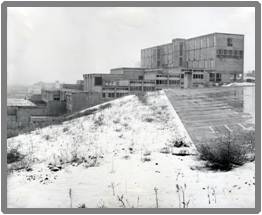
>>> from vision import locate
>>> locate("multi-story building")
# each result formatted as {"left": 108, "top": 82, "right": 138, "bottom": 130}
{"left": 141, "top": 33, "right": 244, "bottom": 88}
{"left": 21, "top": 32, "right": 244, "bottom": 121}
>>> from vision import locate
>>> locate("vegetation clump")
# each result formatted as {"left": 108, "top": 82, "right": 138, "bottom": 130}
{"left": 198, "top": 130, "right": 255, "bottom": 171}
{"left": 7, "top": 148, "right": 24, "bottom": 164}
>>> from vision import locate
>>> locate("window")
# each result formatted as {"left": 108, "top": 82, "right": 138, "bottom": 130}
{"left": 210, "top": 60, "right": 215, "bottom": 69}
{"left": 179, "top": 57, "right": 183, "bottom": 66}
{"left": 216, "top": 73, "right": 221, "bottom": 82}
{"left": 138, "top": 75, "right": 144, "bottom": 80}
{"left": 102, "top": 93, "right": 106, "bottom": 98}
{"left": 94, "top": 77, "right": 102, "bottom": 86}
{"left": 209, "top": 73, "right": 215, "bottom": 82}
{"left": 193, "top": 74, "right": 203, "bottom": 79}
{"left": 156, "top": 80, "right": 168, "bottom": 85}
{"left": 181, "top": 74, "right": 184, "bottom": 79}
{"left": 179, "top": 43, "right": 183, "bottom": 56}
{"left": 227, "top": 38, "right": 233, "bottom": 47}
{"left": 169, "top": 80, "right": 180, "bottom": 85}
{"left": 107, "top": 93, "right": 113, "bottom": 98}
{"left": 239, "top": 50, "right": 243, "bottom": 57}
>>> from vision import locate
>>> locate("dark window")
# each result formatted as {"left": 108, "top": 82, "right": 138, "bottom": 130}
{"left": 94, "top": 77, "right": 102, "bottom": 86}
{"left": 138, "top": 75, "right": 144, "bottom": 80}
{"left": 239, "top": 50, "right": 243, "bottom": 57}
{"left": 209, "top": 73, "right": 215, "bottom": 82}
{"left": 224, "top": 50, "right": 228, "bottom": 55}
{"left": 227, "top": 38, "right": 233, "bottom": 47}
{"left": 102, "top": 93, "right": 106, "bottom": 98}
{"left": 179, "top": 42, "right": 183, "bottom": 56}
{"left": 181, "top": 74, "right": 184, "bottom": 79}
{"left": 216, "top": 73, "right": 221, "bottom": 82}
{"left": 179, "top": 57, "right": 183, "bottom": 67}
{"left": 108, "top": 93, "right": 115, "bottom": 98}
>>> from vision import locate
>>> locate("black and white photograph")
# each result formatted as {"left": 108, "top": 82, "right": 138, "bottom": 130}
{"left": 4, "top": 3, "right": 258, "bottom": 210}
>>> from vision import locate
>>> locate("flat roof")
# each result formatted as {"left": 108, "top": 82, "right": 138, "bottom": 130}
{"left": 186, "top": 32, "right": 244, "bottom": 41}
{"left": 141, "top": 42, "right": 172, "bottom": 51}
{"left": 7, "top": 99, "right": 36, "bottom": 107}
{"left": 111, "top": 67, "right": 145, "bottom": 71}
{"left": 141, "top": 32, "right": 244, "bottom": 50}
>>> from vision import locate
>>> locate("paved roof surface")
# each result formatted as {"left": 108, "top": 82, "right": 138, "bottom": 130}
{"left": 7, "top": 99, "right": 36, "bottom": 107}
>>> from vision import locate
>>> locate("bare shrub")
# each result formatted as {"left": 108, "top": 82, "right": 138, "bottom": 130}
{"left": 97, "top": 200, "right": 107, "bottom": 208}
{"left": 160, "top": 146, "right": 170, "bottom": 154}
{"left": 7, "top": 147, "right": 24, "bottom": 164}
{"left": 81, "top": 108, "right": 98, "bottom": 117}
{"left": 154, "top": 187, "right": 159, "bottom": 208}
{"left": 198, "top": 130, "right": 255, "bottom": 171}
{"left": 69, "top": 188, "right": 72, "bottom": 208}
{"left": 63, "top": 127, "right": 69, "bottom": 132}
{"left": 176, "top": 184, "right": 190, "bottom": 208}
{"left": 117, "top": 194, "right": 126, "bottom": 208}
{"left": 94, "top": 114, "right": 104, "bottom": 127}
{"left": 99, "top": 103, "right": 112, "bottom": 110}
{"left": 144, "top": 117, "right": 154, "bottom": 123}
{"left": 78, "top": 203, "right": 86, "bottom": 208}
{"left": 44, "top": 134, "right": 50, "bottom": 141}
{"left": 137, "top": 93, "right": 147, "bottom": 104}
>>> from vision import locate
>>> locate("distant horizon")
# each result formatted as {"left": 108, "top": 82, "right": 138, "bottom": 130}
{"left": 8, "top": 7, "right": 255, "bottom": 85}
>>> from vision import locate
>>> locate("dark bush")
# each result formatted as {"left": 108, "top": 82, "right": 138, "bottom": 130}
{"left": 198, "top": 130, "right": 255, "bottom": 171}
{"left": 7, "top": 148, "right": 24, "bottom": 164}
{"left": 99, "top": 103, "right": 112, "bottom": 110}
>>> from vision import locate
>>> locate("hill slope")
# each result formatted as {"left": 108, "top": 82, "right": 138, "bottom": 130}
{"left": 7, "top": 91, "right": 255, "bottom": 208}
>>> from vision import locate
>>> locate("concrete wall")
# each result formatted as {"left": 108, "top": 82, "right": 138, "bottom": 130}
{"left": 185, "top": 33, "right": 216, "bottom": 70}
{"left": 7, "top": 106, "right": 47, "bottom": 129}
{"left": 46, "top": 101, "right": 67, "bottom": 116}
{"left": 140, "top": 33, "right": 244, "bottom": 79}
{"left": 215, "top": 33, "right": 244, "bottom": 75}
{"left": 41, "top": 89, "right": 60, "bottom": 102}
{"left": 61, "top": 83, "right": 83, "bottom": 90}
{"left": 141, "top": 46, "right": 159, "bottom": 68}
{"left": 66, "top": 92, "right": 104, "bottom": 113}
{"left": 83, "top": 74, "right": 103, "bottom": 92}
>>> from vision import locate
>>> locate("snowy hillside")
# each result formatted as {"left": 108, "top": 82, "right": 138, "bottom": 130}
{"left": 7, "top": 91, "right": 255, "bottom": 208}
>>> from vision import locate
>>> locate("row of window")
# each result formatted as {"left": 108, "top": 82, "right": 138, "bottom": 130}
{"left": 209, "top": 73, "right": 221, "bottom": 82}
{"left": 187, "top": 60, "right": 215, "bottom": 69}
{"left": 193, "top": 74, "right": 204, "bottom": 79}
{"left": 216, "top": 49, "right": 243, "bottom": 58}
{"left": 156, "top": 80, "right": 180, "bottom": 85}
{"left": 102, "top": 92, "right": 129, "bottom": 98}
{"left": 186, "top": 36, "right": 215, "bottom": 50}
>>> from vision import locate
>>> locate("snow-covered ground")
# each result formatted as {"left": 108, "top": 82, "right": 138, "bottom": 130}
{"left": 7, "top": 91, "right": 255, "bottom": 208}
{"left": 222, "top": 82, "right": 255, "bottom": 87}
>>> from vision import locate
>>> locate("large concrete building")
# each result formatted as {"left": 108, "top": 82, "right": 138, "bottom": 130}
{"left": 8, "top": 32, "right": 245, "bottom": 134}
{"left": 141, "top": 33, "right": 244, "bottom": 88}
{"left": 83, "top": 33, "right": 244, "bottom": 99}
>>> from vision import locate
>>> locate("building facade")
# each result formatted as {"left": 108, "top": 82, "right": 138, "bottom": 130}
{"left": 9, "top": 32, "right": 244, "bottom": 133}
{"left": 141, "top": 33, "right": 244, "bottom": 88}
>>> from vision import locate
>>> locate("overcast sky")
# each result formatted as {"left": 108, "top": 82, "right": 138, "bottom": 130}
{"left": 7, "top": 7, "right": 255, "bottom": 85}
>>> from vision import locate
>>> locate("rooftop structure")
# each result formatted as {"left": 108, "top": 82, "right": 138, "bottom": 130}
{"left": 7, "top": 99, "right": 36, "bottom": 107}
